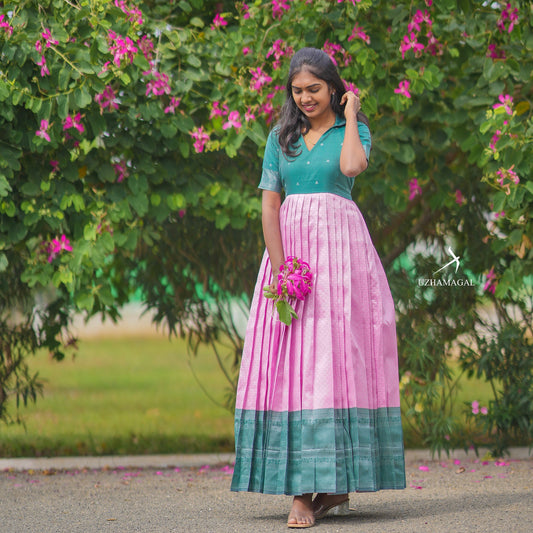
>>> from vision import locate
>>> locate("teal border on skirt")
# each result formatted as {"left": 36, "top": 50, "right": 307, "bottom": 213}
{"left": 231, "top": 407, "right": 406, "bottom": 495}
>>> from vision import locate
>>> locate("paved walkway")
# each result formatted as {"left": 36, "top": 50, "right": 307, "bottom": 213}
{"left": 1, "top": 448, "right": 531, "bottom": 533}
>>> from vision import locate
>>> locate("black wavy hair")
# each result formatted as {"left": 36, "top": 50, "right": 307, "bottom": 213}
{"left": 277, "top": 47, "right": 369, "bottom": 158}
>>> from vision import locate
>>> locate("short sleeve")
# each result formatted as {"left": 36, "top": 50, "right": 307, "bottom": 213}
{"left": 258, "top": 129, "right": 282, "bottom": 193}
{"left": 357, "top": 122, "right": 372, "bottom": 161}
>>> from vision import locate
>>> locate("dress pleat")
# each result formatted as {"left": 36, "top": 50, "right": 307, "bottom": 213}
{"left": 231, "top": 193, "right": 405, "bottom": 495}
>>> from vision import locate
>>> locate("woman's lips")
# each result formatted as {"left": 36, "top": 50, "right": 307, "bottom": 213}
{"left": 302, "top": 104, "right": 316, "bottom": 112}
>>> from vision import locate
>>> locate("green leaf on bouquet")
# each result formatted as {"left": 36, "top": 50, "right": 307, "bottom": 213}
{"left": 276, "top": 300, "right": 298, "bottom": 326}
{"left": 263, "top": 285, "right": 276, "bottom": 299}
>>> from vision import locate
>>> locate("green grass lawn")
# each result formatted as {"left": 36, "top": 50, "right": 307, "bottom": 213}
{"left": 0, "top": 336, "right": 235, "bottom": 457}
{"left": 1, "top": 335, "right": 497, "bottom": 457}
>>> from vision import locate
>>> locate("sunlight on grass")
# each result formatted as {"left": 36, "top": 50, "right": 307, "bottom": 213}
{"left": 0, "top": 336, "right": 235, "bottom": 457}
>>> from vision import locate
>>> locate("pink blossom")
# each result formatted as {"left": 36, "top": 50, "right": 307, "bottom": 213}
{"left": 37, "top": 56, "right": 50, "bottom": 77}
{"left": 210, "top": 101, "right": 229, "bottom": 118}
{"left": 409, "top": 9, "right": 432, "bottom": 33}
{"left": 245, "top": 107, "right": 256, "bottom": 122}
{"left": 413, "top": 9, "right": 433, "bottom": 26}
{"left": 494, "top": 211, "right": 505, "bottom": 219}
{"left": 42, "top": 28, "right": 59, "bottom": 47}
{"left": 507, "top": 6, "right": 519, "bottom": 33}
{"left": 241, "top": 4, "right": 251, "bottom": 19}
{"left": 496, "top": 165, "right": 519, "bottom": 195}
{"left": 489, "top": 130, "right": 502, "bottom": 151}
{"left": 394, "top": 80, "right": 411, "bottom": 98}
{"left": 408, "top": 178, "right": 422, "bottom": 200}
{"left": 400, "top": 33, "right": 424, "bottom": 59}
{"left": 348, "top": 25, "right": 370, "bottom": 44}
{"left": 50, "top": 160, "right": 59, "bottom": 173}
{"left": 492, "top": 94, "right": 513, "bottom": 115}
{"left": 426, "top": 32, "right": 443, "bottom": 56}
{"left": 35, "top": 119, "right": 51, "bottom": 142}
{"left": 145, "top": 71, "right": 171, "bottom": 97}
{"left": 108, "top": 32, "right": 138, "bottom": 67}
{"left": 99, "top": 61, "right": 112, "bottom": 75}
{"left": 323, "top": 40, "right": 351, "bottom": 66}
{"left": 250, "top": 67, "right": 272, "bottom": 92}
{"left": 480, "top": 406, "right": 488, "bottom": 415}
{"left": 484, "top": 267, "right": 497, "bottom": 294}
{"left": 497, "top": 3, "right": 519, "bottom": 34}
{"left": 496, "top": 165, "right": 520, "bottom": 187}
{"left": 419, "top": 465, "right": 430, "bottom": 472}
{"left": 190, "top": 126, "right": 210, "bottom": 153}
{"left": 265, "top": 256, "right": 313, "bottom": 325}
{"left": 35, "top": 40, "right": 43, "bottom": 53}
{"left": 455, "top": 189, "right": 465, "bottom": 205}
{"left": 0, "top": 14, "right": 14, "bottom": 36}
{"left": 487, "top": 43, "right": 506, "bottom": 60}
{"left": 114, "top": 0, "right": 144, "bottom": 25}
{"left": 63, "top": 113, "right": 85, "bottom": 134}
{"left": 471, "top": 400, "right": 480, "bottom": 414}
{"left": 222, "top": 111, "right": 242, "bottom": 130}
{"left": 47, "top": 235, "right": 73, "bottom": 263}
{"left": 259, "top": 93, "right": 275, "bottom": 123}
{"left": 272, "top": 0, "right": 291, "bottom": 20}
{"left": 243, "top": 46, "right": 251, "bottom": 55}
{"left": 506, "top": 166, "right": 519, "bottom": 184}
{"left": 95, "top": 85, "right": 120, "bottom": 112}
{"left": 408, "top": 20, "right": 421, "bottom": 34}
{"left": 267, "top": 39, "right": 294, "bottom": 70}
{"left": 211, "top": 13, "right": 227, "bottom": 29}
{"left": 164, "top": 96, "right": 181, "bottom": 114}
{"left": 138, "top": 35, "right": 155, "bottom": 62}
{"left": 113, "top": 160, "right": 129, "bottom": 182}
{"left": 343, "top": 80, "right": 359, "bottom": 95}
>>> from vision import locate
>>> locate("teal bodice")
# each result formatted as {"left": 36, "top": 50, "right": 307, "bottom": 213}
{"left": 258, "top": 117, "right": 371, "bottom": 201}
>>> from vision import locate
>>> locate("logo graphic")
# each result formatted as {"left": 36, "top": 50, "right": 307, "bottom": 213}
{"left": 433, "top": 247, "right": 460, "bottom": 275}
{"left": 417, "top": 246, "right": 476, "bottom": 288}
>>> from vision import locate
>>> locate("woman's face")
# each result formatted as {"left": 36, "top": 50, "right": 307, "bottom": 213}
{"left": 291, "top": 68, "right": 334, "bottom": 122}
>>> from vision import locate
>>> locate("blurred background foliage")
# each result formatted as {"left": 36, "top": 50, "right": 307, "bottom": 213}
{"left": 0, "top": 0, "right": 531, "bottom": 455}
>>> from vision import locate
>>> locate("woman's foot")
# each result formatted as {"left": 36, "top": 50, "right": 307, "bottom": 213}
{"left": 287, "top": 494, "right": 315, "bottom": 528}
{"left": 312, "top": 493, "right": 349, "bottom": 519}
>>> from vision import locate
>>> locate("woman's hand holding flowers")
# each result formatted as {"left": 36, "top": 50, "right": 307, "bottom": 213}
{"left": 263, "top": 256, "right": 313, "bottom": 326}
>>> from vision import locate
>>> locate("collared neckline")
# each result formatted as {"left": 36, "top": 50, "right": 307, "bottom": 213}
{"left": 301, "top": 115, "right": 344, "bottom": 152}
{"left": 333, "top": 115, "right": 346, "bottom": 128}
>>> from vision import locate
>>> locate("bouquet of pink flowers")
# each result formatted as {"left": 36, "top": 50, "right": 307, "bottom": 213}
{"left": 263, "top": 256, "right": 313, "bottom": 326}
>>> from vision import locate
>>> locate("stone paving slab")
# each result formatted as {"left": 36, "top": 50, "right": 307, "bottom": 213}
{"left": 1, "top": 449, "right": 531, "bottom": 533}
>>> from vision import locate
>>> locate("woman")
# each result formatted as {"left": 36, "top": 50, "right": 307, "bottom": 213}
{"left": 231, "top": 47, "right": 406, "bottom": 529}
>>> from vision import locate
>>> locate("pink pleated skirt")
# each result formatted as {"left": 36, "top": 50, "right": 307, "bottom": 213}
{"left": 231, "top": 193, "right": 405, "bottom": 495}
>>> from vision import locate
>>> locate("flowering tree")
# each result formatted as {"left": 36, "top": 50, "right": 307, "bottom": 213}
{"left": 1, "top": 0, "right": 531, "bottom": 453}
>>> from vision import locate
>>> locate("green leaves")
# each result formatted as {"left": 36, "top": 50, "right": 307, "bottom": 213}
{"left": 0, "top": 0, "right": 531, "bottom": 452}
{"left": 275, "top": 300, "right": 298, "bottom": 326}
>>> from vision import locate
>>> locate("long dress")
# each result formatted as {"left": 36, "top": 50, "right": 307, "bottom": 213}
{"left": 231, "top": 116, "right": 406, "bottom": 495}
